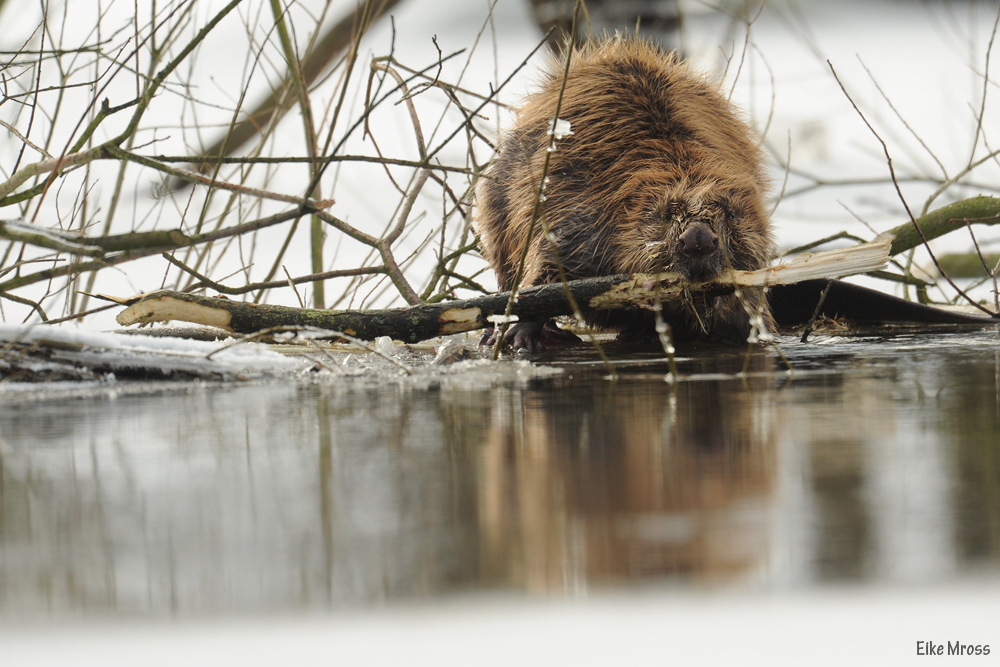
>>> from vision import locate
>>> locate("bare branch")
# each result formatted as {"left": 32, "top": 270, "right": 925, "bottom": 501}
{"left": 829, "top": 61, "right": 998, "bottom": 317}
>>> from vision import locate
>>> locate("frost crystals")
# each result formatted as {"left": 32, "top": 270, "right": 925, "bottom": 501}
{"left": 546, "top": 117, "right": 574, "bottom": 151}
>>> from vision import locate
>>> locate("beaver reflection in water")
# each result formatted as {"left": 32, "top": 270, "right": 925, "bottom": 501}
{"left": 476, "top": 38, "right": 775, "bottom": 351}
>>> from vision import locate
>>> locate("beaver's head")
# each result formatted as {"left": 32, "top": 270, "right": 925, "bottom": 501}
{"left": 642, "top": 176, "right": 769, "bottom": 282}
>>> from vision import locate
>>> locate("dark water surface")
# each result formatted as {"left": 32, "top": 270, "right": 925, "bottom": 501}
{"left": 1, "top": 331, "right": 999, "bottom": 616}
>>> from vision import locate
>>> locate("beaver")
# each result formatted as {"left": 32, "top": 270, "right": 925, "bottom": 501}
{"left": 475, "top": 37, "right": 775, "bottom": 351}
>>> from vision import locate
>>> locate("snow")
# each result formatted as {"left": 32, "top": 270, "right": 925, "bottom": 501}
{"left": 0, "top": 322, "right": 563, "bottom": 391}
{"left": 0, "top": 322, "right": 306, "bottom": 378}
{"left": 1, "top": 583, "right": 998, "bottom": 666}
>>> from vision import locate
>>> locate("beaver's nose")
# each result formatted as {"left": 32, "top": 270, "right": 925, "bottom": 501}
{"left": 678, "top": 222, "right": 718, "bottom": 258}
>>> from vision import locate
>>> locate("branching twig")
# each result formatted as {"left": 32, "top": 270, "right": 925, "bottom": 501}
{"left": 964, "top": 219, "right": 1000, "bottom": 313}
{"left": 0, "top": 289, "right": 48, "bottom": 322}
{"left": 162, "top": 251, "right": 385, "bottom": 296}
{"left": 829, "top": 61, "right": 998, "bottom": 318}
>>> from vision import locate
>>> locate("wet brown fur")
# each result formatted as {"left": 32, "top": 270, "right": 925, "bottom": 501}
{"left": 476, "top": 38, "right": 775, "bottom": 345}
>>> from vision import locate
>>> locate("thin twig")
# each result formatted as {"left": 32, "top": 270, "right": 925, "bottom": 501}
{"left": 964, "top": 218, "right": 1000, "bottom": 313}
{"left": 857, "top": 56, "right": 948, "bottom": 181}
{"left": 0, "top": 289, "right": 48, "bottom": 322}
{"left": 969, "top": 4, "right": 1000, "bottom": 171}
{"left": 161, "top": 251, "right": 385, "bottom": 296}
{"left": 799, "top": 279, "right": 832, "bottom": 343}
{"left": 378, "top": 169, "right": 431, "bottom": 305}
{"left": 146, "top": 153, "right": 473, "bottom": 174}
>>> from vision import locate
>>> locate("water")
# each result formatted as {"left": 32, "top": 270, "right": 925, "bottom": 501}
{"left": 2, "top": 330, "right": 998, "bottom": 617}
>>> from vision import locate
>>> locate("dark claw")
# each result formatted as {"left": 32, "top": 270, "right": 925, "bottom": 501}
{"left": 479, "top": 326, "right": 496, "bottom": 347}
{"left": 480, "top": 320, "right": 582, "bottom": 353}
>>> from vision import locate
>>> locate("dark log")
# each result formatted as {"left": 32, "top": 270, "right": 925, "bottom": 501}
{"left": 116, "top": 239, "right": 897, "bottom": 341}
{"left": 115, "top": 273, "right": 714, "bottom": 341}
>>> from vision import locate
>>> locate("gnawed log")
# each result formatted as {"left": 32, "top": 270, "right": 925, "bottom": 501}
{"left": 115, "top": 239, "right": 892, "bottom": 342}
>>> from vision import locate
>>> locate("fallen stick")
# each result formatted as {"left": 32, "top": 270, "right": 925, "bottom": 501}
{"left": 114, "top": 239, "right": 891, "bottom": 342}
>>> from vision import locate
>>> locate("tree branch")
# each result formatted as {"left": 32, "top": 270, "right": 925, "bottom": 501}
{"left": 116, "top": 238, "right": 894, "bottom": 340}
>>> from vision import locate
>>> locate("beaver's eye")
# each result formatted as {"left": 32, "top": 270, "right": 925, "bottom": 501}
{"left": 660, "top": 200, "right": 682, "bottom": 223}
{"left": 719, "top": 202, "right": 739, "bottom": 223}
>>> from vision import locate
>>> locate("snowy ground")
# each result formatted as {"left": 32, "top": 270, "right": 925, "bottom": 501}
{"left": 1, "top": 583, "right": 998, "bottom": 667}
